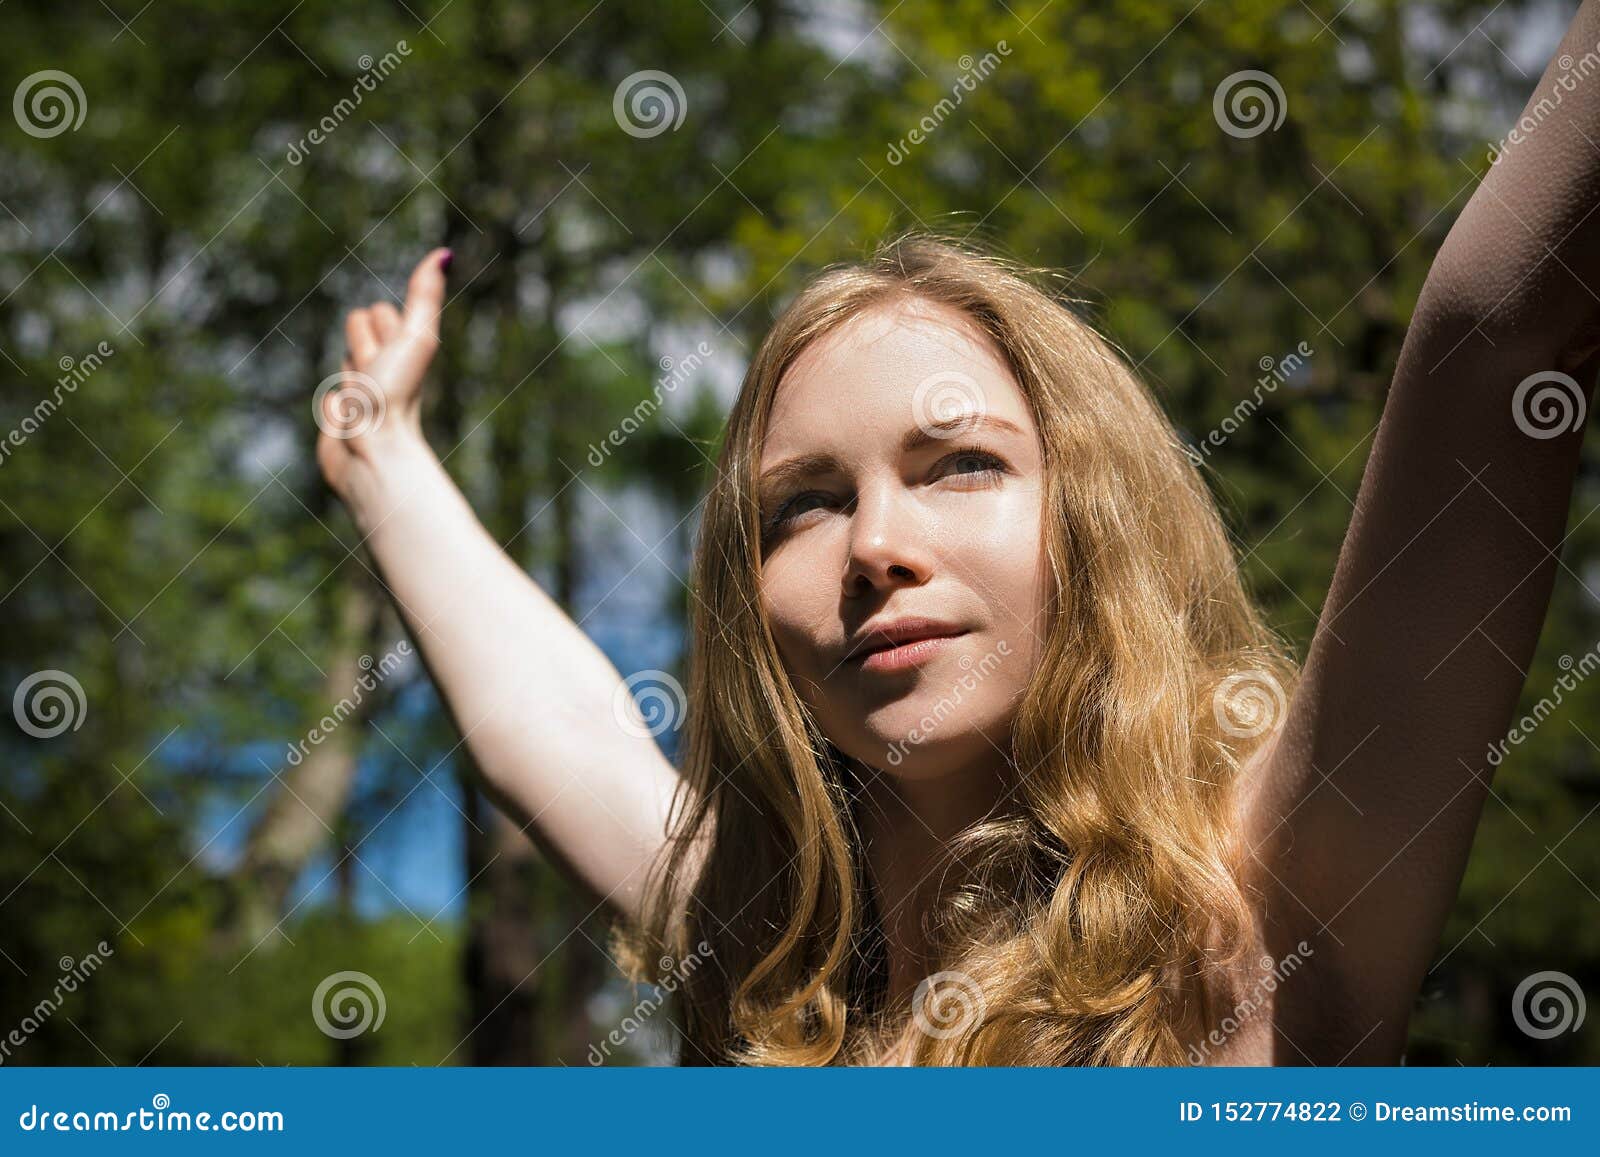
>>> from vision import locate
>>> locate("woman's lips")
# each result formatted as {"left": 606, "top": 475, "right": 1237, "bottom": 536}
{"left": 848, "top": 631, "right": 967, "bottom": 673}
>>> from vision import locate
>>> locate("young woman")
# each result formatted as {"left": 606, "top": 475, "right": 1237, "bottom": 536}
{"left": 315, "top": 3, "right": 1600, "bottom": 1066}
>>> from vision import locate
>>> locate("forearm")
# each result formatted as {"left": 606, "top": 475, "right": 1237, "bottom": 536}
{"left": 343, "top": 433, "right": 681, "bottom": 915}
{"left": 1424, "top": 0, "right": 1600, "bottom": 358}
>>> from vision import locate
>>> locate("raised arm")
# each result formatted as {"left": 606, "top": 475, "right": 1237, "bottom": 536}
{"left": 315, "top": 250, "right": 684, "bottom": 925}
{"left": 1236, "top": 2, "right": 1600, "bottom": 1062}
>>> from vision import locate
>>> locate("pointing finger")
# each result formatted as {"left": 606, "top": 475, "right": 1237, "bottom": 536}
{"left": 402, "top": 247, "right": 452, "bottom": 342}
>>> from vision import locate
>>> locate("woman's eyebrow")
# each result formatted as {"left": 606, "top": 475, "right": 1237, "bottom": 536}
{"left": 758, "top": 414, "right": 1028, "bottom": 496}
{"left": 901, "top": 412, "right": 1026, "bottom": 451}
{"left": 758, "top": 452, "right": 840, "bottom": 497}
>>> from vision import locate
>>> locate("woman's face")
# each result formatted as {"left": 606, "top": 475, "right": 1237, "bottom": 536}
{"left": 757, "top": 296, "right": 1051, "bottom": 781}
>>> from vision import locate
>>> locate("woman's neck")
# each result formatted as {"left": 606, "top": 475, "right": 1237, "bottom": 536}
{"left": 852, "top": 752, "right": 1013, "bottom": 1009}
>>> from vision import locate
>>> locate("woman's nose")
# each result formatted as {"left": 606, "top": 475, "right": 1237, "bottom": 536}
{"left": 841, "top": 486, "right": 932, "bottom": 594}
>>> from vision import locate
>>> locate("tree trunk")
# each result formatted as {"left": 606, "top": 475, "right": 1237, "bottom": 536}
{"left": 230, "top": 576, "right": 383, "bottom": 945}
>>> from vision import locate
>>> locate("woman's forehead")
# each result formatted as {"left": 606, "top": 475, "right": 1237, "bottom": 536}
{"left": 762, "top": 300, "right": 1033, "bottom": 454}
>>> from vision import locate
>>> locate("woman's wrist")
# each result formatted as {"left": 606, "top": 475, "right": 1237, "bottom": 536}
{"left": 340, "top": 424, "right": 447, "bottom": 537}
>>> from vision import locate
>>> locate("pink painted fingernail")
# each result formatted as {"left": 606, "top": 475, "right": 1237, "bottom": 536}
{"left": 439, "top": 249, "right": 454, "bottom": 273}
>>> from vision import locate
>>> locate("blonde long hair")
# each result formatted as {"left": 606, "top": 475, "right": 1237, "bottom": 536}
{"left": 614, "top": 231, "right": 1298, "bottom": 1065}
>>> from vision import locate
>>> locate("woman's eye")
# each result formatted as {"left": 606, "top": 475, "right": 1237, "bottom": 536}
{"left": 762, "top": 448, "right": 1007, "bottom": 540}
{"left": 764, "top": 492, "right": 831, "bottom": 536}
{"left": 938, "top": 448, "right": 1007, "bottom": 481}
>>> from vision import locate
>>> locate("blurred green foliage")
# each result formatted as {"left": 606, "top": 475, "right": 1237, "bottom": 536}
{"left": 1, "top": 0, "right": 1596, "bottom": 1065}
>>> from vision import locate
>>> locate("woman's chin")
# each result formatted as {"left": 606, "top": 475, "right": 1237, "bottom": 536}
{"left": 845, "top": 723, "right": 996, "bottom": 781}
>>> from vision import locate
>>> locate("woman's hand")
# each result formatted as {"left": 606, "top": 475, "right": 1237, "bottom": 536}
{"left": 315, "top": 247, "right": 452, "bottom": 509}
